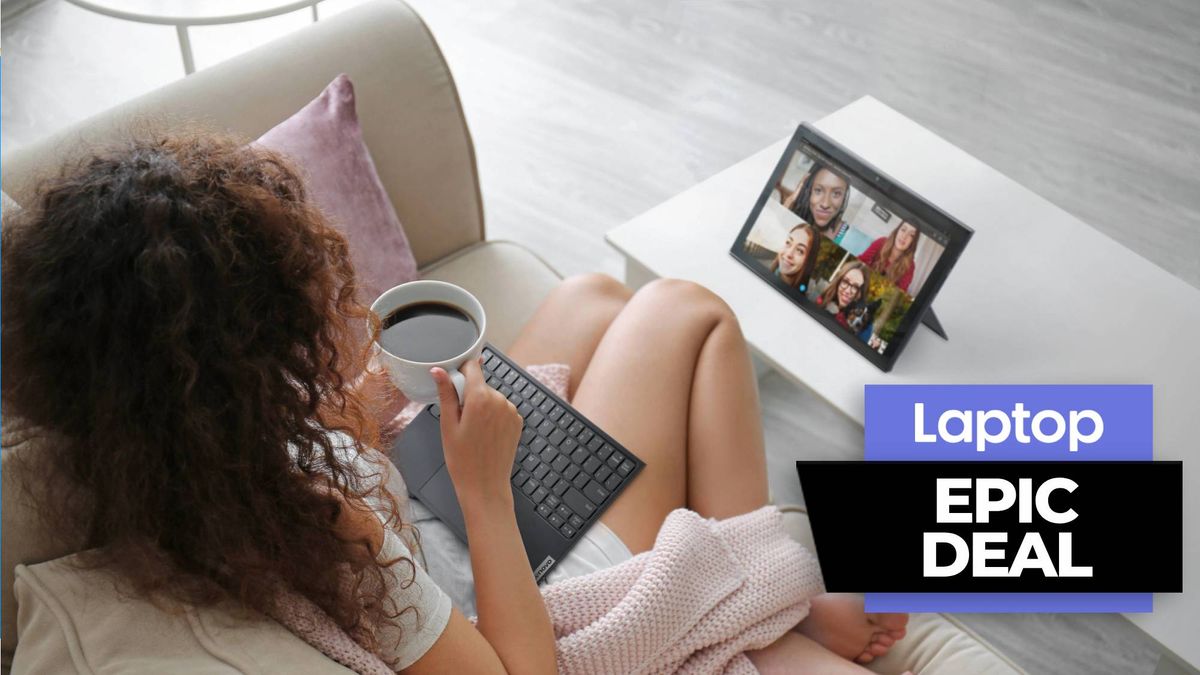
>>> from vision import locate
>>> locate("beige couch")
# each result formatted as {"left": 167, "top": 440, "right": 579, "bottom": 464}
{"left": 1, "top": 1, "right": 1026, "bottom": 672}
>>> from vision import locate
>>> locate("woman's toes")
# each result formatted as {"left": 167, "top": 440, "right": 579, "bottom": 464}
{"left": 868, "top": 641, "right": 890, "bottom": 656}
{"left": 876, "top": 633, "right": 896, "bottom": 648}
{"left": 856, "top": 652, "right": 876, "bottom": 664}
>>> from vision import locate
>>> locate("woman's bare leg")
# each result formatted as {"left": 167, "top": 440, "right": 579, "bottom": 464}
{"left": 570, "top": 278, "right": 768, "bottom": 553}
{"left": 506, "top": 274, "right": 633, "bottom": 399}
{"left": 509, "top": 276, "right": 908, "bottom": 670}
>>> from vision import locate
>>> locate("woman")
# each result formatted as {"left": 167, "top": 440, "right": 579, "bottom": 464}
{"left": 859, "top": 221, "right": 919, "bottom": 293}
{"left": 817, "top": 260, "right": 874, "bottom": 340}
{"left": 769, "top": 222, "right": 821, "bottom": 292}
{"left": 2, "top": 134, "right": 909, "bottom": 673}
{"left": 782, "top": 162, "right": 852, "bottom": 244}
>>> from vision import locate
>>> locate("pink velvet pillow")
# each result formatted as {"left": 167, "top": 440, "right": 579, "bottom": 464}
{"left": 256, "top": 74, "right": 418, "bottom": 305}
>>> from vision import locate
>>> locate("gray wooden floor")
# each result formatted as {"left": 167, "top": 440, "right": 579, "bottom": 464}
{"left": 4, "top": 1, "right": 1197, "bottom": 673}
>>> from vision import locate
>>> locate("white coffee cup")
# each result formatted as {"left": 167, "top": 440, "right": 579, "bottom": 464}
{"left": 370, "top": 280, "right": 486, "bottom": 405}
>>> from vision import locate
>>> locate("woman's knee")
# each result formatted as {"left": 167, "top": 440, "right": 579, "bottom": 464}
{"left": 636, "top": 278, "right": 737, "bottom": 324}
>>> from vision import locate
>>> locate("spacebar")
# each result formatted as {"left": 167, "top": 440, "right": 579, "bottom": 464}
{"left": 563, "top": 488, "right": 596, "bottom": 516}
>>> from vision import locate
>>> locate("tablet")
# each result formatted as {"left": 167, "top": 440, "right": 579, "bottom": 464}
{"left": 730, "top": 123, "right": 972, "bottom": 372}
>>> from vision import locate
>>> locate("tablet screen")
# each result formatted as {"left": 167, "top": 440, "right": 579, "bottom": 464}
{"left": 731, "top": 125, "right": 970, "bottom": 371}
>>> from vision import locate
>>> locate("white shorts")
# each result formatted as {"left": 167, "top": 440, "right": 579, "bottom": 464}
{"left": 543, "top": 520, "right": 633, "bottom": 585}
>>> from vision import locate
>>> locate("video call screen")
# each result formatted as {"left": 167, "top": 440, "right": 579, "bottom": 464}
{"left": 738, "top": 141, "right": 950, "bottom": 357}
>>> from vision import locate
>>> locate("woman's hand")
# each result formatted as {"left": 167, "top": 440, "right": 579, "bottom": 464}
{"left": 432, "top": 360, "right": 523, "bottom": 512}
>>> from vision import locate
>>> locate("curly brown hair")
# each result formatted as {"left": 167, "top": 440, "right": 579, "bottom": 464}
{"left": 1, "top": 130, "right": 412, "bottom": 658}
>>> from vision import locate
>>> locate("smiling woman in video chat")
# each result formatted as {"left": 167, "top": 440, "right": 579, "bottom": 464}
{"left": 783, "top": 161, "right": 853, "bottom": 245}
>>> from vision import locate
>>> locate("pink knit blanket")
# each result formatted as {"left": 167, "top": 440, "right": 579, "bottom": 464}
{"left": 542, "top": 506, "right": 824, "bottom": 674}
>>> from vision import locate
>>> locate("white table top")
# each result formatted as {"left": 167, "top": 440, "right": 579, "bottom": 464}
{"left": 606, "top": 96, "right": 1199, "bottom": 665}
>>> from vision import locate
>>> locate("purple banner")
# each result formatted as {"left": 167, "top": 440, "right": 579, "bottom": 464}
{"left": 863, "top": 384, "right": 1153, "bottom": 613}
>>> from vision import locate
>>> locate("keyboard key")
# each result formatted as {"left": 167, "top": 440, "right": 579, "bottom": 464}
{"left": 521, "top": 428, "right": 536, "bottom": 444}
{"left": 513, "top": 470, "right": 530, "bottom": 486}
{"left": 563, "top": 464, "right": 581, "bottom": 481}
{"left": 578, "top": 429, "right": 595, "bottom": 445}
{"left": 545, "top": 493, "right": 561, "bottom": 509}
{"left": 595, "top": 466, "right": 613, "bottom": 484}
{"left": 522, "top": 455, "right": 539, "bottom": 472}
{"left": 522, "top": 478, "right": 538, "bottom": 496}
{"left": 496, "top": 363, "right": 512, "bottom": 378}
{"left": 512, "top": 462, "right": 522, "bottom": 478}
{"left": 548, "top": 429, "right": 567, "bottom": 446}
{"left": 596, "top": 443, "right": 615, "bottom": 462}
{"left": 523, "top": 383, "right": 539, "bottom": 398}
{"left": 548, "top": 513, "right": 565, "bottom": 528}
{"left": 429, "top": 404, "right": 441, "bottom": 419}
{"left": 570, "top": 448, "right": 589, "bottom": 466}
{"left": 560, "top": 438, "right": 578, "bottom": 454}
{"left": 618, "top": 459, "right": 636, "bottom": 477}
{"left": 537, "top": 420, "right": 555, "bottom": 437}
{"left": 486, "top": 356, "right": 501, "bottom": 370}
{"left": 606, "top": 452, "right": 623, "bottom": 469}
{"left": 531, "top": 486, "right": 549, "bottom": 504}
{"left": 561, "top": 524, "right": 577, "bottom": 539}
{"left": 482, "top": 347, "right": 494, "bottom": 360}
{"left": 538, "top": 399, "right": 555, "bottom": 414}
{"left": 531, "top": 437, "right": 548, "bottom": 454}
{"left": 539, "top": 445, "right": 559, "bottom": 464}
{"left": 551, "top": 456, "right": 570, "bottom": 474}
{"left": 547, "top": 405, "right": 564, "bottom": 422}
{"left": 556, "top": 504, "right": 571, "bottom": 520}
{"left": 604, "top": 473, "right": 622, "bottom": 491}
{"left": 564, "top": 488, "right": 596, "bottom": 516}
{"left": 568, "top": 514, "right": 585, "bottom": 530}
{"left": 503, "top": 370, "right": 520, "bottom": 385}
{"left": 528, "top": 411, "right": 546, "bottom": 429}
{"left": 544, "top": 471, "right": 561, "bottom": 489}
{"left": 572, "top": 472, "right": 590, "bottom": 489}
{"left": 583, "top": 480, "right": 609, "bottom": 505}
{"left": 537, "top": 504, "right": 553, "bottom": 518}
{"left": 508, "top": 390, "right": 522, "bottom": 403}
{"left": 587, "top": 437, "right": 604, "bottom": 452}
{"left": 499, "top": 384, "right": 513, "bottom": 397}
{"left": 559, "top": 412, "right": 576, "bottom": 428}
{"left": 487, "top": 375, "right": 503, "bottom": 388}
{"left": 517, "top": 402, "right": 534, "bottom": 417}
{"left": 531, "top": 391, "right": 547, "bottom": 406}
{"left": 533, "top": 463, "right": 550, "bottom": 481}
{"left": 515, "top": 376, "right": 528, "bottom": 391}
{"left": 551, "top": 479, "right": 570, "bottom": 496}
{"left": 568, "top": 421, "right": 585, "bottom": 437}
{"left": 582, "top": 456, "right": 602, "bottom": 475}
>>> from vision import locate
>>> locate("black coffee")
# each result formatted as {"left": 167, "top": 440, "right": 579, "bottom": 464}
{"left": 380, "top": 301, "right": 478, "bottom": 363}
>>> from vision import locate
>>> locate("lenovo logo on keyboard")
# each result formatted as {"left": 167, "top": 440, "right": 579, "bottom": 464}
{"left": 535, "top": 556, "right": 556, "bottom": 580}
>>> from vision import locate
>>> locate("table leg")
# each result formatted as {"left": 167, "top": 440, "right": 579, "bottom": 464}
{"left": 175, "top": 24, "right": 195, "bottom": 75}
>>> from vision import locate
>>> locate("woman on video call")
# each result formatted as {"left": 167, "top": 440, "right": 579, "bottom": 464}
{"left": 3, "top": 134, "right": 913, "bottom": 675}
{"left": 817, "top": 260, "right": 873, "bottom": 339}
{"left": 769, "top": 222, "right": 821, "bottom": 292}
{"left": 858, "top": 220, "right": 919, "bottom": 293}
{"left": 782, "top": 161, "right": 852, "bottom": 244}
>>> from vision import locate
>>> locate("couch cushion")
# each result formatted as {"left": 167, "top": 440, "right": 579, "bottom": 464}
{"left": 257, "top": 74, "right": 418, "bottom": 307}
{"left": 419, "top": 241, "right": 563, "bottom": 350}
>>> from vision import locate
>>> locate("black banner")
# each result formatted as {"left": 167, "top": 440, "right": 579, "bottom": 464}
{"left": 796, "top": 461, "right": 1182, "bottom": 593}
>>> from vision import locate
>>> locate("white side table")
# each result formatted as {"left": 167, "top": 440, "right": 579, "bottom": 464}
{"left": 66, "top": 0, "right": 325, "bottom": 75}
{"left": 606, "top": 95, "right": 1200, "bottom": 669}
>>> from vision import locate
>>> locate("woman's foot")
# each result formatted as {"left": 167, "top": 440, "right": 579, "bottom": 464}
{"left": 796, "top": 593, "right": 909, "bottom": 664}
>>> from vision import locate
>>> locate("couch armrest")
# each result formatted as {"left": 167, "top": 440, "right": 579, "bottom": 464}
{"left": 0, "top": 0, "right": 484, "bottom": 267}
